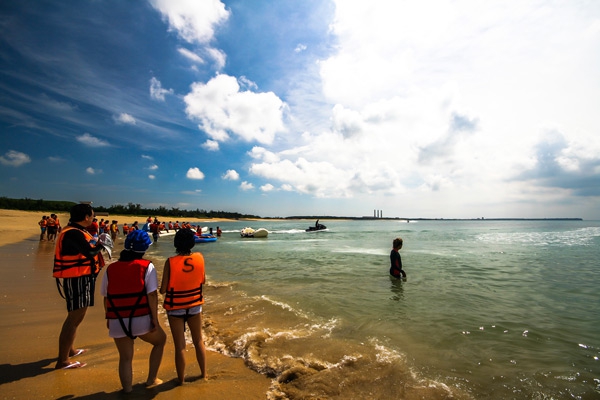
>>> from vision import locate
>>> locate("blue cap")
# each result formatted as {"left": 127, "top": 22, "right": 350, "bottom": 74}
{"left": 124, "top": 230, "right": 152, "bottom": 253}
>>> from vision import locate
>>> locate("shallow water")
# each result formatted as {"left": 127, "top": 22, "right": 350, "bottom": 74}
{"left": 147, "top": 219, "right": 600, "bottom": 399}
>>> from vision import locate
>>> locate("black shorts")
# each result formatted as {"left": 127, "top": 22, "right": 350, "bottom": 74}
{"left": 63, "top": 275, "right": 96, "bottom": 312}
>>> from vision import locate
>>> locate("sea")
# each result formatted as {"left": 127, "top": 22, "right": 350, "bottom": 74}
{"left": 144, "top": 219, "right": 600, "bottom": 399}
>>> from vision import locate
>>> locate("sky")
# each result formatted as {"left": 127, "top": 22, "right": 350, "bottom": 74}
{"left": 1, "top": 0, "right": 599, "bottom": 219}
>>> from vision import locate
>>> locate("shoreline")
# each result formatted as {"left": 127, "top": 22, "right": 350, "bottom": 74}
{"left": 0, "top": 209, "right": 271, "bottom": 399}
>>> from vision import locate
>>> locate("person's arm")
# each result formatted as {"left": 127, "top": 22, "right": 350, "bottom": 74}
{"left": 63, "top": 229, "right": 104, "bottom": 258}
{"left": 159, "top": 259, "right": 170, "bottom": 295}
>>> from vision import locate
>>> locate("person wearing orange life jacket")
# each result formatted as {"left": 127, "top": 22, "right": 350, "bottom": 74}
{"left": 101, "top": 230, "right": 166, "bottom": 393}
{"left": 53, "top": 203, "right": 106, "bottom": 370}
{"left": 160, "top": 228, "right": 207, "bottom": 384}
{"left": 39, "top": 215, "right": 48, "bottom": 241}
{"left": 122, "top": 223, "right": 129, "bottom": 236}
{"left": 46, "top": 214, "right": 58, "bottom": 241}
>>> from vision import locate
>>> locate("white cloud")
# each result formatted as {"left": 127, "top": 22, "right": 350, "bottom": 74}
{"left": 148, "top": 174, "right": 156, "bottom": 180}
{"left": 260, "top": 183, "right": 275, "bottom": 192}
{"left": 240, "top": 181, "right": 254, "bottom": 191}
{"left": 186, "top": 167, "right": 205, "bottom": 180}
{"left": 77, "top": 133, "right": 110, "bottom": 147}
{"left": 142, "top": 155, "right": 153, "bottom": 160}
{"left": 0, "top": 150, "right": 31, "bottom": 167}
{"left": 86, "top": 167, "right": 101, "bottom": 174}
{"left": 149, "top": 0, "right": 229, "bottom": 45}
{"left": 184, "top": 74, "right": 287, "bottom": 145}
{"left": 149, "top": 164, "right": 159, "bottom": 170}
{"left": 177, "top": 48, "right": 205, "bottom": 64}
{"left": 294, "top": 43, "right": 307, "bottom": 53}
{"left": 114, "top": 113, "right": 136, "bottom": 125}
{"left": 150, "top": 77, "right": 174, "bottom": 101}
{"left": 240, "top": 0, "right": 600, "bottom": 218}
{"left": 222, "top": 169, "right": 239, "bottom": 180}
{"left": 202, "top": 139, "right": 219, "bottom": 151}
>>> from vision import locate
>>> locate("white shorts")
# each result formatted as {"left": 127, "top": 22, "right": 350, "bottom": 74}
{"left": 107, "top": 315, "right": 153, "bottom": 338}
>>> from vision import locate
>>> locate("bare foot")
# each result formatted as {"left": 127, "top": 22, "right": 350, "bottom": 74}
{"left": 145, "top": 378, "right": 163, "bottom": 388}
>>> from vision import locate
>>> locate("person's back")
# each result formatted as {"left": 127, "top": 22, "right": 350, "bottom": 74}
{"left": 390, "top": 237, "right": 406, "bottom": 278}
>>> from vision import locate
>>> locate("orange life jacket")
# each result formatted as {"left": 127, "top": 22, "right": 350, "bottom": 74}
{"left": 105, "top": 259, "right": 151, "bottom": 321}
{"left": 53, "top": 225, "right": 103, "bottom": 278}
{"left": 46, "top": 218, "right": 56, "bottom": 227}
{"left": 163, "top": 253, "right": 205, "bottom": 310}
{"left": 39, "top": 219, "right": 47, "bottom": 227}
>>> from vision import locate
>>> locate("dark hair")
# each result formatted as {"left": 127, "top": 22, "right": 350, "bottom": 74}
{"left": 69, "top": 203, "right": 93, "bottom": 223}
{"left": 118, "top": 249, "right": 144, "bottom": 261}
{"left": 174, "top": 228, "right": 196, "bottom": 255}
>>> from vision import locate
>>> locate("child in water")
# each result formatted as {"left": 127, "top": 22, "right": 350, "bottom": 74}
{"left": 390, "top": 237, "right": 407, "bottom": 279}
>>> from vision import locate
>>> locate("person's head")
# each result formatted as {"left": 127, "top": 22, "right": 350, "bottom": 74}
{"left": 393, "top": 237, "right": 403, "bottom": 250}
{"left": 174, "top": 228, "right": 196, "bottom": 255}
{"left": 70, "top": 203, "right": 94, "bottom": 226}
{"left": 124, "top": 230, "right": 152, "bottom": 254}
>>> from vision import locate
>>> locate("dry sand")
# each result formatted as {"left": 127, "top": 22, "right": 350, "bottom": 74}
{"left": 0, "top": 209, "right": 271, "bottom": 399}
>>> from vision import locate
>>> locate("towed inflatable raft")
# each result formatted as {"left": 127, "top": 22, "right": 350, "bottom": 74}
{"left": 240, "top": 227, "right": 269, "bottom": 238}
{"left": 195, "top": 234, "right": 217, "bottom": 243}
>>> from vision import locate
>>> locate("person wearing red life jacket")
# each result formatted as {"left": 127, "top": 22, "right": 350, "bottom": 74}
{"left": 53, "top": 203, "right": 106, "bottom": 370}
{"left": 160, "top": 228, "right": 207, "bottom": 384}
{"left": 101, "top": 230, "right": 166, "bottom": 393}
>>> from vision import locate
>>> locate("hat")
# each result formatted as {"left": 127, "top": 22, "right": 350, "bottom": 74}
{"left": 125, "top": 230, "right": 152, "bottom": 253}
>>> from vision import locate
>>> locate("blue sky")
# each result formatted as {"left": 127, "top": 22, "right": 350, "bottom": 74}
{"left": 1, "top": 0, "right": 599, "bottom": 219}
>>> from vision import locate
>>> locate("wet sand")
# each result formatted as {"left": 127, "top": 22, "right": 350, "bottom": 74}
{"left": 0, "top": 210, "right": 270, "bottom": 399}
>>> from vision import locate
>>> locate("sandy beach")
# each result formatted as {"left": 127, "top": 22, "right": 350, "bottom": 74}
{"left": 0, "top": 210, "right": 271, "bottom": 399}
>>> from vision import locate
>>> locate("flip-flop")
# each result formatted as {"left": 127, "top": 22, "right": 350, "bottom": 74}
{"left": 71, "top": 348, "right": 88, "bottom": 357}
{"left": 60, "top": 361, "right": 87, "bottom": 370}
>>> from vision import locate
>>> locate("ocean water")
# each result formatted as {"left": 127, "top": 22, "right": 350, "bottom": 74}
{"left": 146, "top": 219, "right": 600, "bottom": 399}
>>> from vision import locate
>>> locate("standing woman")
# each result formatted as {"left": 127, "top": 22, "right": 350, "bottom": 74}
{"left": 101, "top": 230, "right": 166, "bottom": 393}
{"left": 160, "top": 228, "right": 207, "bottom": 384}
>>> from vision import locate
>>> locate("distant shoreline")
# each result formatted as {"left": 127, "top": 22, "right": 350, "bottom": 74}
{"left": 275, "top": 216, "right": 584, "bottom": 221}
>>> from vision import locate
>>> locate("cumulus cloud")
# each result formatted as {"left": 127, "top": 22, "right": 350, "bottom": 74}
{"left": 149, "top": 0, "right": 229, "bottom": 44}
{"left": 294, "top": 43, "right": 307, "bottom": 53}
{"left": 149, "top": 174, "right": 156, "bottom": 180}
{"left": 77, "top": 133, "right": 110, "bottom": 147}
{"left": 261, "top": 183, "right": 275, "bottom": 192}
{"left": 150, "top": 77, "right": 174, "bottom": 101}
{"left": 142, "top": 155, "right": 153, "bottom": 160}
{"left": 149, "top": 164, "right": 159, "bottom": 170}
{"left": 0, "top": 150, "right": 31, "bottom": 167}
{"left": 202, "top": 139, "right": 219, "bottom": 151}
{"left": 222, "top": 169, "right": 239, "bottom": 180}
{"left": 113, "top": 113, "right": 136, "bottom": 125}
{"left": 240, "top": 181, "right": 254, "bottom": 190}
{"left": 186, "top": 167, "right": 205, "bottom": 180}
{"left": 516, "top": 130, "right": 600, "bottom": 196}
{"left": 184, "top": 74, "right": 287, "bottom": 145}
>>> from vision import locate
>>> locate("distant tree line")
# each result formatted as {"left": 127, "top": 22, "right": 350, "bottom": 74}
{"left": 0, "top": 197, "right": 261, "bottom": 219}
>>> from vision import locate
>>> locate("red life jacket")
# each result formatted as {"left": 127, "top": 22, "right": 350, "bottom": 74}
{"left": 53, "top": 225, "right": 102, "bottom": 278}
{"left": 105, "top": 259, "right": 151, "bottom": 320}
{"left": 163, "top": 253, "right": 205, "bottom": 311}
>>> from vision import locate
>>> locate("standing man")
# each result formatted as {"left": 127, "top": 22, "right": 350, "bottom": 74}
{"left": 53, "top": 203, "right": 106, "bottom": 369}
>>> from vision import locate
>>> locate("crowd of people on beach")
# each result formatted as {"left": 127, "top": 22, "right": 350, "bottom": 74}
{"left": 46, "top": 205, "right": 403, "bottom": 394}
{"left": 50, "top": 205, "right": 208, "bottom": 393}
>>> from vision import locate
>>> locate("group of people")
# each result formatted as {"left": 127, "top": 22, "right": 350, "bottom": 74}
{"left": 38, "top": 214, "right": 61, "bottom": 241}
{"left": 52, "top": 204, "right": 207, "bottom": 393}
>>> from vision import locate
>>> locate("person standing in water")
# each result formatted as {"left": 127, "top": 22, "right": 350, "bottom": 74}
{"left": 390, "top": 237, "right": 407, "bottom": 279}
{"left": 160, "top": 228, "right": 207, "bottom": 384}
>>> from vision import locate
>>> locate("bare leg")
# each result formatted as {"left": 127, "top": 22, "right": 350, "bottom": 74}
{"left": 139, "top": 325, "right": 166, "bottom": 386}
{"left": 187, "top": 314, "right": 206, "bottom": 379}
{"left": 114, "top": 337, "right": 135, "bottom": 393}
{"left": 167, "top": 315, "right": 187, "bottom": 384}
{"left": 55, "top": 307, "right": 87, "bottom": 369}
